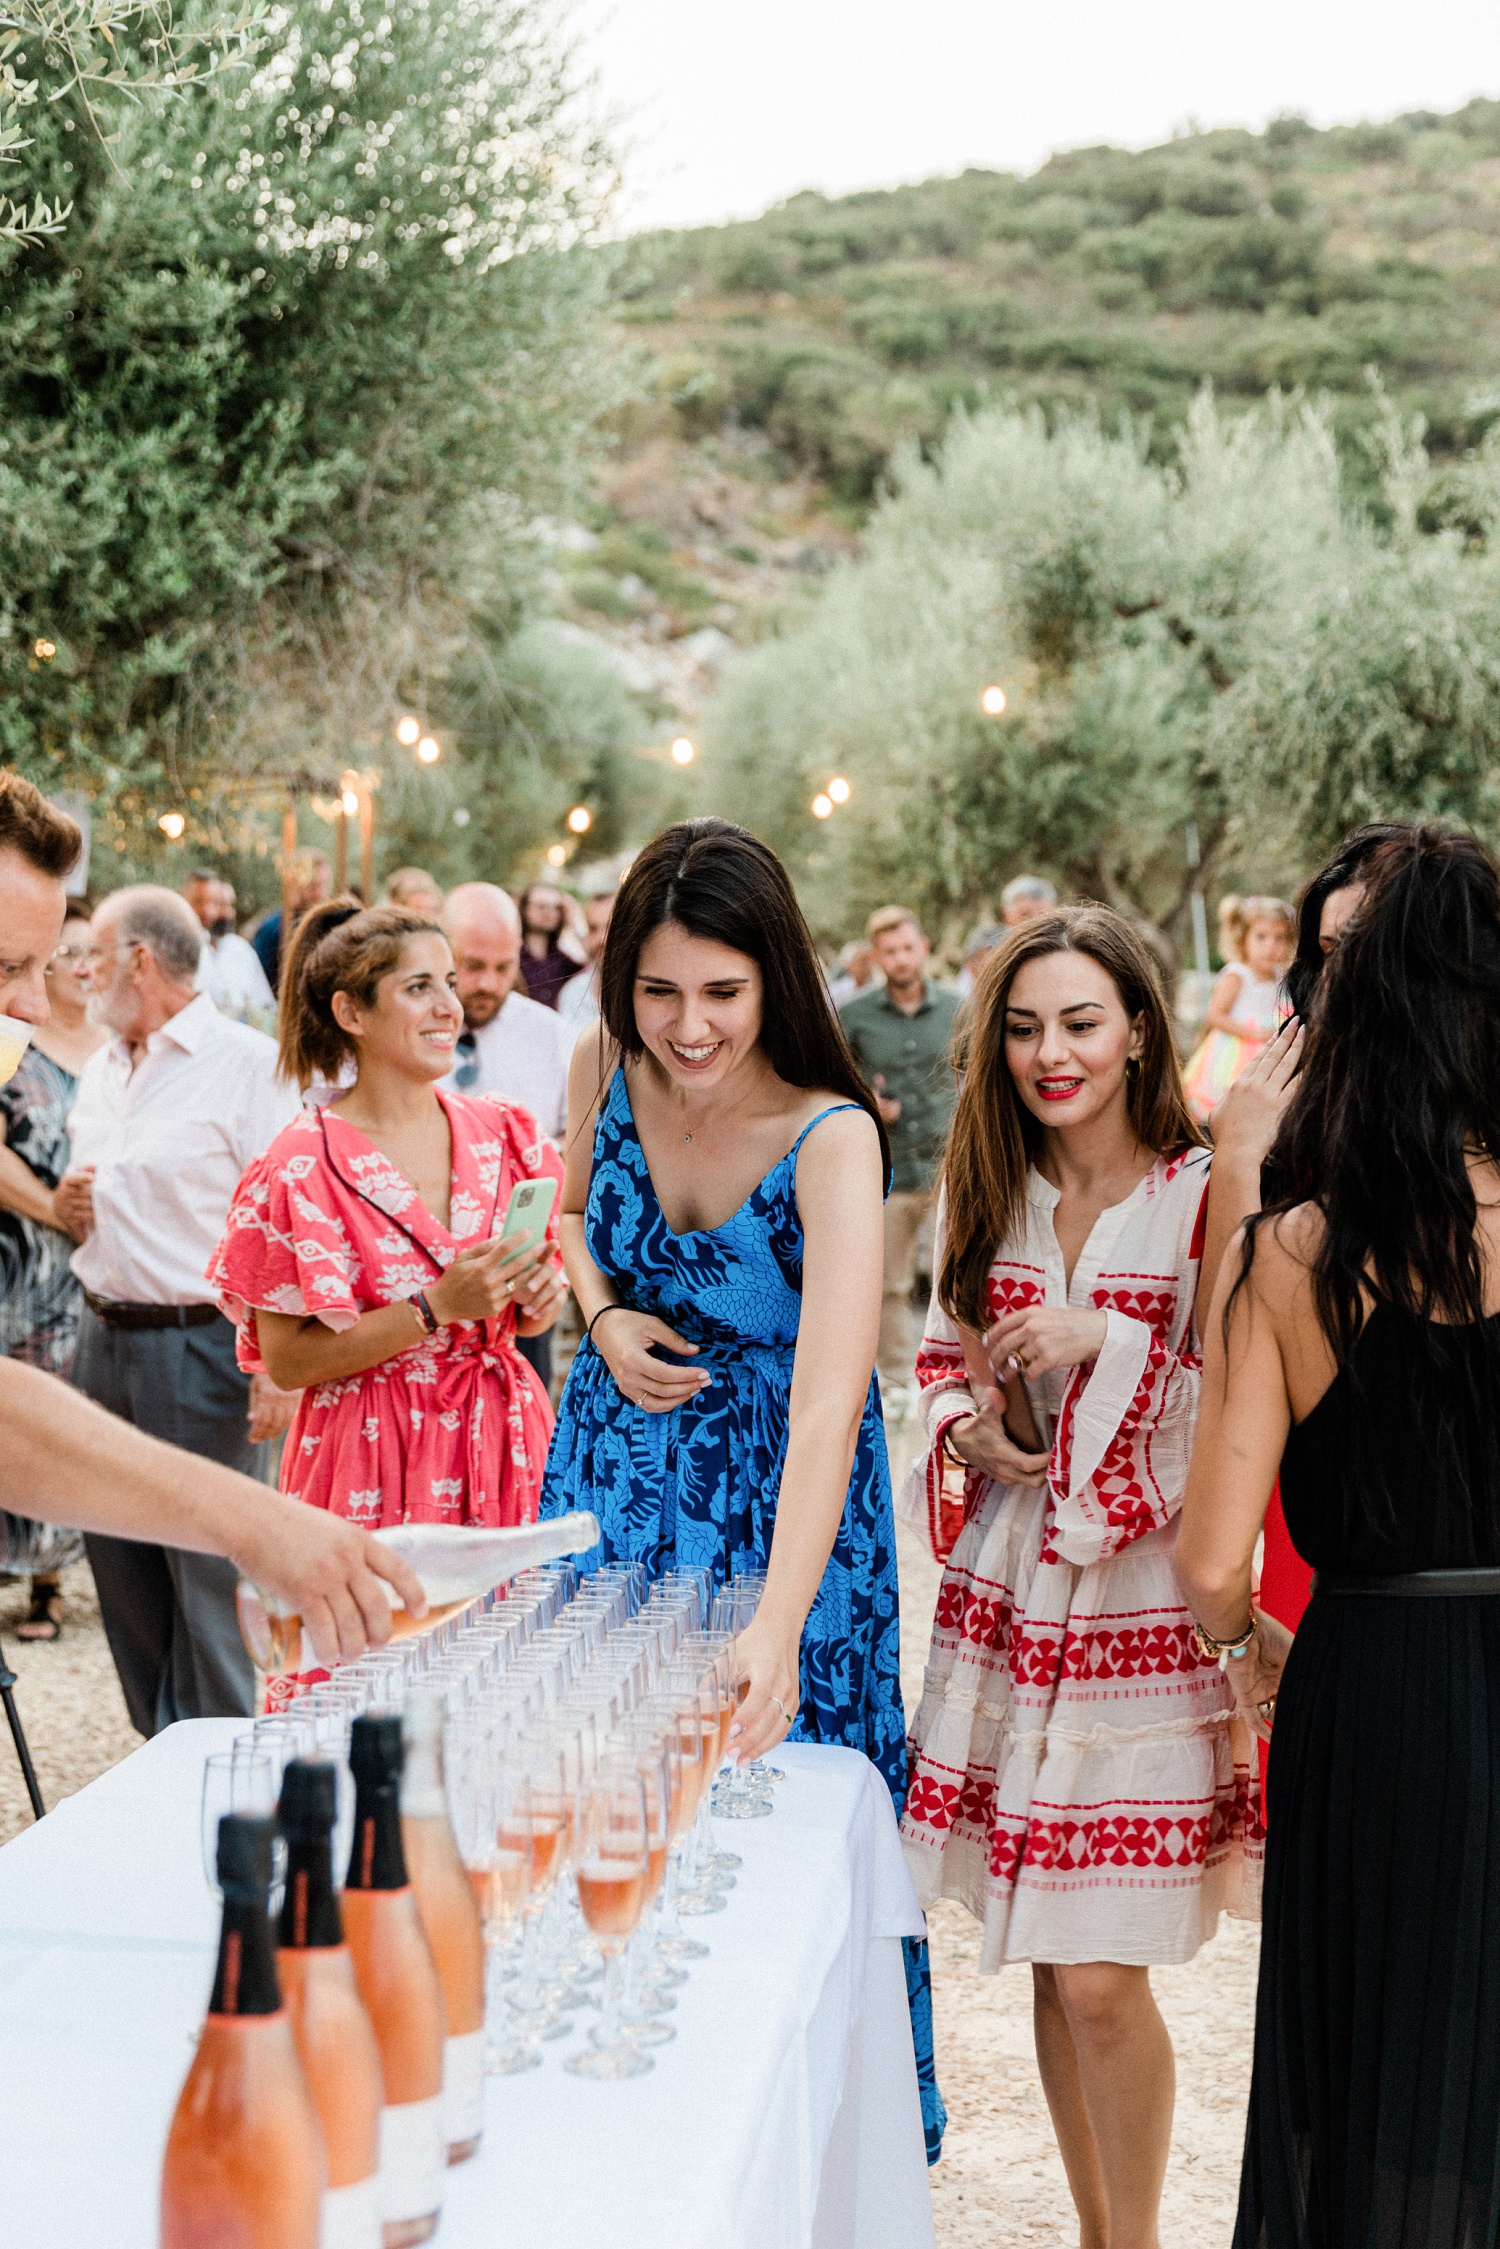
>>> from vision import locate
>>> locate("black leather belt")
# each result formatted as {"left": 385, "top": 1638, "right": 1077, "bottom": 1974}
{"left": 81, "top": 1290, "right": 222, "bottom": 1333}
{"left": 1315, "top": 1568, "right": 1500, "bottom": 1597}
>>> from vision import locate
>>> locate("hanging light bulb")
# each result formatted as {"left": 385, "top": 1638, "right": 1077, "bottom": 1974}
{"left": 811, "top": 794, "right": 834, "bottom": 820}
{"left": 567, "top": 806, "right": 592, "bottom": 834}
{"left": 396, "top": 716, "right": 421, "bottom": 746}
{"left": 33, "top": 638, "right": 56, "bottom": 662}
{"left": 417, "top": 736, "right": 441, "bottom": 764}
{"left": 158, "top": 812, "right": 186, "bottom": 840}
{"left": 980, "top": 684, "right": 1007, "bottom": 716}
{"left": 545, "top": 843, "right": 568, "bottom": 868}
{"left": 828, "top": 776, "right": 851, "bottom": 804}
{"left": 670, "top": 737, "right": 695, "bottom": 766}
{"left": 341, "top": 788, "right": 360, "bottom": 818}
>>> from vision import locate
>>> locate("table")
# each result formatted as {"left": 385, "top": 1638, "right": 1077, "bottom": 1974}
{"left": 0, "top": 1724, "right": 934, "bottom": 2249}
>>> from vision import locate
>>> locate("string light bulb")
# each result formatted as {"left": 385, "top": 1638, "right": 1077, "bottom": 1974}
{"left": 811, "top": 794, "right": 834, "bottom": 820}
{"left": 33, "top": 638, "right": 56, "bottom": 662}
{"left": 417, "top": 736, "right": 440, "bottom": 764}
{"left": 396, "top": 716, "right": 421, "bottom": 746}
{"left": 980, "top": 684, "right": 1007, "bottom": 716}
{"left": 567, "top": 806, "right": 591, "bottom": 834}
{"left": 545, "top": 843, "right": 568, "bottom": 868}
{"left": 341, "top": 789, "right": 360, "bottom": 817}
{"left": 828, "top": 776, "right": 851, "bottom": 804}
{"left": 670, "top": 737, "right": 695, "bottom": 766}
{"left": 158, "top": 812, "right": 185, "bottom": 840}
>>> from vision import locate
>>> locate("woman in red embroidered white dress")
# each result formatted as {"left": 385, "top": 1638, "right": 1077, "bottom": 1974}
{"left": 209, "top": 901, "right": 566, "bottom": 1563}
{"left": 899, "top": 906, "right": 1259, "bottom": 2249}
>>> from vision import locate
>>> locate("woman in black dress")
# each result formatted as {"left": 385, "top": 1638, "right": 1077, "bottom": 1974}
{"left": 1179, "top": 823, "right": 1500, "bottom": 2249}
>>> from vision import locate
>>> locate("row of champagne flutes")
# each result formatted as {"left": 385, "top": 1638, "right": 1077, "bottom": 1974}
{"left": 204, "top": 1555, "right": 783, "bottom": 2083}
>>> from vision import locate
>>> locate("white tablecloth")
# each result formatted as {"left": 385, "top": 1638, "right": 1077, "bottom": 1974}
{"left": 0, "top": 1724, "right": 934, "bottom": 2249}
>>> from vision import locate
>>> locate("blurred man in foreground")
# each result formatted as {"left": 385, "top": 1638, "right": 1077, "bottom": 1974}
{"left": 0, "top": 777, "right": 423, "bottom": 1665}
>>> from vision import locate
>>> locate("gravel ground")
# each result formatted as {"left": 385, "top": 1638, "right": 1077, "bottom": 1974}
{"left": 0, "top": 1518, "right": 1258, "bottom": 2246}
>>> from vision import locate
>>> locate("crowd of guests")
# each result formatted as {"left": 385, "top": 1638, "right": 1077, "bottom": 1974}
{"left": 2, "top": 778, "right": 1488, "bottom": 2247}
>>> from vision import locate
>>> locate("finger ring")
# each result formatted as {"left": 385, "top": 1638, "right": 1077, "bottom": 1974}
{"left": 769, "top": 1695, "right": 795, "bottom": 1726}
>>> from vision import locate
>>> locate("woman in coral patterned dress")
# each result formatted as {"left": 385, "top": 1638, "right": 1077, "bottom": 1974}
{"left": 210, "top": 901, "right": 566, "bottom": 1556}
{"left": 899, "top": 906, "right": 1259, "bottom": 2249}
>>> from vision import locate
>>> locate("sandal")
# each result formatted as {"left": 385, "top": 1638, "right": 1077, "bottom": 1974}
{"left": 14, "top": 1580, "right": 62, "bottom": 1642}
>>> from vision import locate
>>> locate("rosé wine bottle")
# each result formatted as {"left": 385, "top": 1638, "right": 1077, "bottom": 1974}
{"left": 341, "top": 1712, "right": 446, "bottom": 2249}
{"left": 401, "top": 1691, "right": 487, "bottom": 2163}
{"left": 277, "top": 1758, "right": 383, "bottom": 2249}
{"left": 161, "top": 1813, "right": 323, "bottom": 2249}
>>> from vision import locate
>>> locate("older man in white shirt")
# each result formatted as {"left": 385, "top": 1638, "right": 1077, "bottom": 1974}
{"left": 57, "top": 886, "right": 302, "bottom": 1733}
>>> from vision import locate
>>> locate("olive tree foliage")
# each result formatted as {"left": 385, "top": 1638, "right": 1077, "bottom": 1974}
{"left": 1, "top": 0, "right": 262, "bottom": 240}
{"left": 707, "top": 391, "right": 1500, "bottom": 954}
{"left": 1, "top": 0, "right": 620, "bottom": 884}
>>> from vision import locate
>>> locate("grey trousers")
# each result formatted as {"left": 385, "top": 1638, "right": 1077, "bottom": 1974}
{"left": 73, "top": 1307, "right": 259, "bottom": 1736}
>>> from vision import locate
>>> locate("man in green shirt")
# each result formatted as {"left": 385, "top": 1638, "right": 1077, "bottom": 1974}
{"left": 838, "top": 907, "right": 960, "bottom": 1403}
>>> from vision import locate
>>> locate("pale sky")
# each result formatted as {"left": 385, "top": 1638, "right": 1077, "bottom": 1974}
{"left": 578, "top": 0, "right": 1500, "bottom": 235}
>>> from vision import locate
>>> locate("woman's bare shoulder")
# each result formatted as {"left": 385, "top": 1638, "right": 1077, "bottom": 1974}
{"left": 1241, "top": 1202, "right": 1324, "bottom": 1311}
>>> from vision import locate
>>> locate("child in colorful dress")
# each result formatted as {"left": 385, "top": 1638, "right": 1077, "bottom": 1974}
{"left": 1182, "top": 895, "right": 1294, "bottom": 1124}
{"left": 899, "top": 905, "right": 1260, "bottom": 2249}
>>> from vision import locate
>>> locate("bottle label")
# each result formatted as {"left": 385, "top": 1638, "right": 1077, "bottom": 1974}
{"left": 379, "top": 2095, "right": 444, "bottom": 2226}
{"left": 444, "top": 2028, "right": 485, "bottom": 2150}
{"left": 322, "top": 2173, "right": 381, "bottom": 2249}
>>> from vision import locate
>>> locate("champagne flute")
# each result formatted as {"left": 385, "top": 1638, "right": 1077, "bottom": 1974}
{"left": 638, "top": 1688, "right": 710, "bottom": 1963}
{"left": 503, "top": 1726, "right": 576, "bottom": 2042}
{"left": 713, "top": 1585, "right": 782, "bottom": 1806}
{"left": 200, "top": 1750, "right": 277, "bottom": 1894}
{"left": 609, "top": 1723, "right": 678, "bottom": 2045}
{"left": 565, "top": 1765, "right": 652, "bottom": 2080}
{"left": 447, "top": 1719, "right": 538, "bottom": 2077}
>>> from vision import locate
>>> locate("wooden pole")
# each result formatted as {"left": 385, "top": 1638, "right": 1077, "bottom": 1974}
{"left": 359, "top": 781, "right": 375, "bottom": 904}
{"left": 281, "top": 798, "right": 298, "bottom": 933}
{"left": 334, "top": 805, "right": 348, "bottom": 894}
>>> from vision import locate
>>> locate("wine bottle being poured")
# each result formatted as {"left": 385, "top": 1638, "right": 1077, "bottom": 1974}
{"left": 278, "top": 1759, "right": 384, "bottom": 2249}
{"left": 236, "top": 1512, "right": 602, "bottom": 1678}
{"left": 341, "top": 1712, "right": 447, "bottom": 2249}
{"left": 161, "top": 1813, "right": 323, "bottom": 2249}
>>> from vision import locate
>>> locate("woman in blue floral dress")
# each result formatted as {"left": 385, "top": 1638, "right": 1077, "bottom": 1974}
{"left": 541, "top": 818, "right": 945, "bottom": 2160}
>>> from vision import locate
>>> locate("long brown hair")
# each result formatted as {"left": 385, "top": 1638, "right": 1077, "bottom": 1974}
{"left": 939, "top": 906, "right": 1204, "bottom": 1330}
{"left": 278, "top": 896, "right": 445, "bottom": 1088}
{"left": 599, "top": 817, "right": 891, "bottom": 1175}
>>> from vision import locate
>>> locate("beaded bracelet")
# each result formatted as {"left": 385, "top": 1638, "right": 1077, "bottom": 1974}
{"left": 1190, "top": 1612, "right": 1258, "bottom": 1663}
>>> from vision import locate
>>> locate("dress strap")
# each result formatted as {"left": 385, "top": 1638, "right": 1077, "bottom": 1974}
{"left": 785, "top": 1102, "right": 865, "bottom": 1165}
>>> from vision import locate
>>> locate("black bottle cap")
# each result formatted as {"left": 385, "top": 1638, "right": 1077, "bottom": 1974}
{"left": 349, "top": 1710, "right": 404, "bottom": 1787}
{"left": 217, "top": 1813, "right": 276, "bottom": 1904}
{"left": 278, "top": 1757, "right": 338, "bottom": 1840}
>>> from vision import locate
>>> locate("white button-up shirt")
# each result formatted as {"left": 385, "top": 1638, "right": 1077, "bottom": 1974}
{"left": 68, "top": 992, "right": 302, "bottom": 1305}
{"left": 438, "top": 989, "right": 570, "bottom": 1139}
